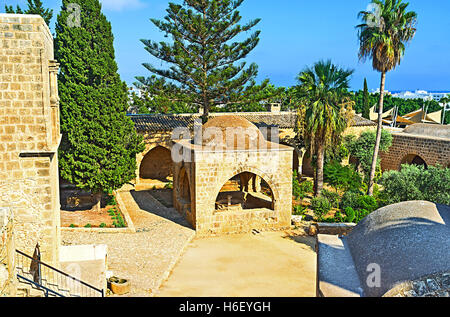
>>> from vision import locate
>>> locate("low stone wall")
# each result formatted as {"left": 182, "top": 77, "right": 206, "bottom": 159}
{"left": 310, "top": 223, "right": 356, "bottom": 236}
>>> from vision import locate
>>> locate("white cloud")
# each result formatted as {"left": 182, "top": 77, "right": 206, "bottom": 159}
{"left": 100, "top": 0, "right": 146, "bottom": 11}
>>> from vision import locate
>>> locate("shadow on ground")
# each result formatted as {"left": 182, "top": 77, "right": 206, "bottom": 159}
{"left": 130, "top": 190, "right": 192, "bottom": 229}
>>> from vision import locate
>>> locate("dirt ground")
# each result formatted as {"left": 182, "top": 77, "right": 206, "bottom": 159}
{"left": 155, "top": 230, "right": 317, "bottom": 297}
{"left": 60, "top": 205, "right": 122, "bottom": 228}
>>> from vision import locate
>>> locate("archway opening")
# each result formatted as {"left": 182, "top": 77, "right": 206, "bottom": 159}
{"left": 215, "top": 172, "right": 274, "bottom": 212}
{"left": 139, "top": 146, "right": 173, "bottom": 181}
{"left": 178, "top": 167, "right": 191, "bottom": 203}
{"left": 401, "top": 154, "right": 428, "bottom": 169}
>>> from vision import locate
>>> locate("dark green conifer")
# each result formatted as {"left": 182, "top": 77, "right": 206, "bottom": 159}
{"left": 138, "top": 0, "right": 273, "bottom": 122}
{"left": 362, "top": 78, "right": 371, "bottom": 119}
{"left": 55, "top": 0, "right": 144, "bottom": 210}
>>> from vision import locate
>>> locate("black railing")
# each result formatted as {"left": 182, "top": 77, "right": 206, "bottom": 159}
{"left": 17, "top": 274, "right": 64, "bottom": 297}
{"left": 16, "top": 249, "right": 104, "bottom": 297}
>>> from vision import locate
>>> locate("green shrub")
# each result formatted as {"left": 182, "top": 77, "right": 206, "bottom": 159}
{"left": 311, "top": 197, "right": 332, "bottom": 221}
{"left": 343, "top": 207, "right": 356, "bottom": 223}
{"left": 340, "top": 191, "right": 360, "bottom": 210}
{"left": 100, "top": 223, "right": 107, "bottom": 228}
{"left": 357, "top": 195, "right": 378, "bottom": 212}
{"left": 322, "top": 189, "right": 340, "bottom": 209}
{"left": 292, "top": 171, "right": 313, "bottom": 200}
{"left": 69, "top": 224, "right": 77, "bottom": 228}
{"left": 324, "top": 161, "right": 362, "bottom": 192}
{"left": 293, "top": 204, "right": 307, "bottom": 216}
{"left": 380, "top": 164, "right": 450, "bottom": 206}
{"left": 84, "top": 223, "right": 92, "bottom": 228}
{"left": 355, "top": 209, "right": 371, "bottom": 223}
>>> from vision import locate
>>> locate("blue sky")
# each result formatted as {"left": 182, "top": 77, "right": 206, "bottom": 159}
{"left": 4, "top": 0, "right": 450, "bottom": 91}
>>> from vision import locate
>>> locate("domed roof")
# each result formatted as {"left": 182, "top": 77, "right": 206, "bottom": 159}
{"left": 195, "top": 115, "right": 267, "bottom": 150}
{"left": 346, "top": 201, "right": 450, "bottom": 297}
{"left": 403, "top": 123, "right": 450, "bottom": 139}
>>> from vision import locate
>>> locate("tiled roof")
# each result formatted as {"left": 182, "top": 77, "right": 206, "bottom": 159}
{"left": 128, "top": 111, "right": 375, "bottom": 132}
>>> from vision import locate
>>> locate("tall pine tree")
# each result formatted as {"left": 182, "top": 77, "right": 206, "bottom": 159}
{"left": 55, "top": 0, "right": 144, "bottom": 210}
{"left": 362, "top": 78, "right": 371, "bottom": 119}
{"left": 138, "top": 0, "right": 273, "bottom": 122}
{"left": 5, "top": 0, "right": 53, "bottom": 26}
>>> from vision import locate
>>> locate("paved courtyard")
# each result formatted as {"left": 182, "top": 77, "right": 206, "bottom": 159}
{"left": 62, "top": 190, "right": 317, "bottom": 297}
{"left": 62, "top": 190, "right": 195, "bottom": 296}
{"left": 156, "top": 231, "right": 317, "bottom": 297}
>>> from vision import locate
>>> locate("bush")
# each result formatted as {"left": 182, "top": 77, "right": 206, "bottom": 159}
{"left": 293, "top": 204, "right": 307, "bottom": 216}
{"left": 380, "top": 164, "right": 450, "bottom": 206}
{"left": 293, "top": 171, "right": 313, "bottom": 200}
{"left": 311, "top": 197, "right": 332, "bottom": 221}
{"left": 340, "top": 191, "right": 360, "bottom": 210}
{"left": 324, "top": 161, "right": 362, "bottom": 192}
{"left": 322, "top": 189, "right": 340, "bottom": 209}
{"left": 345, "top": 130, "right": 392, "bottom": 181}
{"left": 357, "top": 195, "right": 378, "bottom": 212}
{"left": 343, "top": 207, "right": 356, "bottom": 223}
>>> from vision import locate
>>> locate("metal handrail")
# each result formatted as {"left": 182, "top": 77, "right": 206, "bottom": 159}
{"left": 17, "top": 274, "right": 65, "bottom": 297}
{"left": 16, "top": 249, "right": 104, "bottom": 297}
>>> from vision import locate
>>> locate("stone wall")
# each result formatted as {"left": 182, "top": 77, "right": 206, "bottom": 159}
{"left": 191, "top": 148, "right": 293, "bottom": 236}
{"left": 0, "top": 14, "right": 61, "bottom": 265}
{"left": 380, "top": 133, "right": 450, "bottom": 171}
{"left": 0, "top": 207, "right": 15, "bottom": 296}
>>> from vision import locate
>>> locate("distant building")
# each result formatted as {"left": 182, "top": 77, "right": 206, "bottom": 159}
{"left": 392, "top": 90, "right": 450, "bottom": 101}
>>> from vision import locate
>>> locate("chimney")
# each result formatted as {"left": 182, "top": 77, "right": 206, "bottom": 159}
{"left": 267, "top": 103, "right": 281, "bottom": 113}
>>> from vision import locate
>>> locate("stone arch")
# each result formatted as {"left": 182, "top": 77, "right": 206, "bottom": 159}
{"left": 177, "top": 166, "right": 192, "bottom": 203}
{"left": 139, "top": 145, "right": 173, "bottom": 181}
{"left": 302, "top": 148, "right": 314, "bottom": 177}
{"left": 400, "top": 153, "right": 428, "bottom": 170}
{"left": 208, "top": 166, "right": 280, "bottom": 212}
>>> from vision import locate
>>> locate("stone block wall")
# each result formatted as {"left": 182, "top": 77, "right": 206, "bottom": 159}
{"left": 0, "top": 14, "right": 61, "bottom": 265}
{"left": 380, "top": 133, "right": 450, "bottom": 171}
{"left": 192, "top": 147, "right": 293, "bottom": 236}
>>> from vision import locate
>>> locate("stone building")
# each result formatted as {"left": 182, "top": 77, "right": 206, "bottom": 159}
{"left": 380, "top": 123, "right": 450, "bottom": 171}
{"left": 171, "top": 115, "right": 294, "bottom": 235}
{"left": 0, "top": 14, "right": 61, "bottom": 265}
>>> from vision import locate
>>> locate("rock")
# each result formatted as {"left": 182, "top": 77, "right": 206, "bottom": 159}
{"left": 308, "top": 224, "right": 317, "bottom": 236}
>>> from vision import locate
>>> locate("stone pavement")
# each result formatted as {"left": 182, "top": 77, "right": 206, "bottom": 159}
{"left": 156, "top": 231, "right": 317, "bottom": 297}
{"left": 61, "top": 190, "right": 195, "bottom": 296}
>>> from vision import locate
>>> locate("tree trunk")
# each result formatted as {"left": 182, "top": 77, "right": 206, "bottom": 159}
{"left": 367, "top": 71, "right": 386, "bottom": 196}
{"left": 315, "top": 143, "right": 325, "bottom": 197}
{"left": 92, "top": 193, "right": 102, "bottom": 212}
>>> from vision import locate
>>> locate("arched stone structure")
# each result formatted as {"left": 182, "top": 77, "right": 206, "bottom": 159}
{"left": 172, "top": 115, "right": 293, "bottom": 235}
{"left": 400, "top": 154, "right": 428, "bottom": 169}
{"left": 139, "top": 146, "right": 173, "bottom": 181}
{"left": 380, "top": 124, "right": 450, "bottom": 171}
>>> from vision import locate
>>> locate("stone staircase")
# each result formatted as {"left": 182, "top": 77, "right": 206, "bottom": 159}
{"left": 14, "top": 250, "right": 104, "bottom": 297}
{"left": 16, "top": 269, "right": 78, "bottom": 297}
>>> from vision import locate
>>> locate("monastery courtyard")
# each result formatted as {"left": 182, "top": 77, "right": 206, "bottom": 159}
{"left": 61, "top": 189, "right": 316, "bottom": 297}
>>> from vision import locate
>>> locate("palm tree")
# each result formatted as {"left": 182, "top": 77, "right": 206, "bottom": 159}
{"left": 296, "top": 60, "right": 354, "bottom": 197}
{"left": 357, "top": 0, "right": 417, "bottom": 196}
